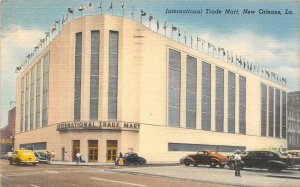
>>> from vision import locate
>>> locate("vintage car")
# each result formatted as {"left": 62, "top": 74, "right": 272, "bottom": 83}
{"left": 183, "top": 150, "right": 228, "bottom": 168}
{"left": 115, "top": 152, "right": 146, "bottom": 166}
{"left": 227, "top": 150, "right": 293, "bottom": 172}
{"left": 9, "top": 149, "right": 38, "bottom": 166}
{"left": 34, "top": 152, "right": 48, "bottom": 163}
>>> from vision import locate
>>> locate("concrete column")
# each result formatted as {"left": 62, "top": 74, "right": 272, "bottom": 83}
{"left": 180, "top": 53, "right": 187, "bottom": 128}
{"left": 224, "top": 69, "right": 228, "bottom": 132}
{"left": 211, "top": 65, "right": 216, "bottom": 131}
{"left": 196, "top": 59, "right": 202, "bottom": 129}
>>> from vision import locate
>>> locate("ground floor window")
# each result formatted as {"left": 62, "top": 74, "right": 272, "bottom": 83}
{"left": 20, "top": 142, "right": 46, "bottom": 150}
{"left": 168, "top": 143, "right": 246, "bottom": 152}
{"left": 106, "top": 140, "right": 118, "bottom": 163}
{"left": 88, "top": 140, "right": 98, "bottom": 162}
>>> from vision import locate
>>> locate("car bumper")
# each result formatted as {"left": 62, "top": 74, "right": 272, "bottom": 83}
{"left": 20, "top": 160, "right": 38, "bottom": 163}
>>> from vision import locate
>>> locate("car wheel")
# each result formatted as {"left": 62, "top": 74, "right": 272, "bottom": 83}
{"left": 184, "top": 160, "right": 191, "bottom": 166}
{"left": 210, "top": 161, "right": 217, "bottom": 168}
{"left": 16, "top": 159, "right": 20, "bottom": 166}
{"left": 219, "top": 164, "right": 225, "bottom": 168}
{"left": 193, "top": 163, "right": 198, "bottom": 167}
{"left": 229, "top": 163, "right": 235, "bottom": 170}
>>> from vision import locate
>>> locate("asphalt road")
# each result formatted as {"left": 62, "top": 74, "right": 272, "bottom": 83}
{"left": 0, "top": 160, "right": 231, "bottom": 187}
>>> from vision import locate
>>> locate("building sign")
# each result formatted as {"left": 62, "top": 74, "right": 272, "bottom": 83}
{"left": 56, "top": 121, "right": 140, "bottom": 131}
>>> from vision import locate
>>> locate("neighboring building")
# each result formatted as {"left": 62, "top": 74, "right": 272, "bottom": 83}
{"left": 0, "top": 107, "right": 16, "bottom": 154}
{"left": 288, "top": 91, "right": 300, "bottom": 150}
{"left": 14, "top": 15, "right": 287, "bottom": 163}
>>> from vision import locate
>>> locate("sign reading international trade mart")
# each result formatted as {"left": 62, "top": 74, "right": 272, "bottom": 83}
{"left": 56, "top": 121, "right": 140, "bottom": 131}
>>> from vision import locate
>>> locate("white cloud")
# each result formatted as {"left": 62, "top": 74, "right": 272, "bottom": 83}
{"left": 0, "top": 28, "right": 44, "bottom": 127}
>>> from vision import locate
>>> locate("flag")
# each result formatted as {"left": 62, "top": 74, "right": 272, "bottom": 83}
{"left": 141, "top": 10, "right": 146, "bottom": 16}
{"left": 55, "top": 20, "right": 60, "bottom": 24}
{"left": 163, "top": 21, "right": 167, "bottom": 30}
{"left": 79, "top": 4, "right": 84, "bottom": 11}
{"left": 98, "top": 1, "right": 103, "bottom": 9}
{"left": 172, "top": 25, "right": 177, "bottom": 31}
{"left": 87, "top": 2, "right": 93, "bottom": 12}
{"left": 51, "top": 24, "right": 56, "bottom": 33}
{"left": 178, "top": 29, "right": 181, "bottom": 36}
{"left": 68, "top": 8, "right": 73, "bottom": 14}
{"left": 148, "top": 14, "right": 153, "bottom": 21}
{"left": 108, "top": 2, "right": 113, "bottom": 10}
{"left": 45, "top": 32, "right": 50, "bottom": 37}
{"left": 121, "top": 2, "right": 124, "bottom": 8}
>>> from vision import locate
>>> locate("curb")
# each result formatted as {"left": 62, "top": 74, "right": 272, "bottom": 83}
{"left": 266, "top": 175, "right": 300, "bottom": 180}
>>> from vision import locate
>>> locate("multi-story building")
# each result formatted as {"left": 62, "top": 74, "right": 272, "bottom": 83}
{"left": 14, "top": 15, "right": 287, "bottom": 163}
{"left": 288, "top": 91, "right": 300, "bottom": 150}
{"left": 0, "top": 107, "right": 16, "bottom": 154}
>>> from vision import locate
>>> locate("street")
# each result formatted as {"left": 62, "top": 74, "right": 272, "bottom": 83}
{"left": 1, "top": 160, "right": 299, "bottom": 187}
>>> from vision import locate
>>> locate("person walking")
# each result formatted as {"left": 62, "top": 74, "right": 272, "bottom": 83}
{"left": 235, "top": 150, "right": 242, "bottom": 177}
{"left": 76, "top": 152, "right": 81, "bottom": 165}
{"left": 65, "top": 151, "right": 69, "bottom": 162}
{"left": 51, "top": 150, "right": 55, "bottom": 161}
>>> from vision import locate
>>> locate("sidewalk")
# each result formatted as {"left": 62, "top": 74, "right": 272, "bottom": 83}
{"left": 49, "top": 160, "right": 179, "bottom": 166}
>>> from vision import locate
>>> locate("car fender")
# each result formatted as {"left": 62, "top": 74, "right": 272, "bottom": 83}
{"left": 184, "top": 157, "right": 195, "bottom": 164}
{"left": 211, "top": 158, "right": 221, "bottom": 163}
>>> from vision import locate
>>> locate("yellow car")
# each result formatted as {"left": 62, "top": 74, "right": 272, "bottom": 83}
{"left": 9, "top": 149, "right": 38, "bottom": 166}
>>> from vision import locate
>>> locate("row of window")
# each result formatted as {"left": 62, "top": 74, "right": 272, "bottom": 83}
{"left": 20, "top": 54, "right": 49, "bottom": 132}
{"left": 168, "top": 48, "right": 246, "bottom": 134}
{"left": 74, "top": 31, "right": 119, "bottom": 121}
{"left": 261, "top": 84, "right": 286, "bottom": 138}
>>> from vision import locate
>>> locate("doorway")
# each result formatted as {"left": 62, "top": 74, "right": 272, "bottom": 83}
{"left": 72, "top": 140, "right": 80, "bottom": 161}
{"left": 106, "top": 140, "right": 117, "bottom": 163}
{"left": 88, "top": 140, "right": 98, "bottom": 162}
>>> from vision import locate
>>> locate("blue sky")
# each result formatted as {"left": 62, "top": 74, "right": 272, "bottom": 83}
{"left": 0, "top": 0, "right": 299, "bottom": 128}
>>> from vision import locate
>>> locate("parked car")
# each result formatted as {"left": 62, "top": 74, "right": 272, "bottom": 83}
{"left": 286, "top": 150, "right": 300, "bottom": 165}
{"left": 183, "top": 150, "right": 228, "bottom": 168}
{"left": 34, "top": 152, "right": 48, "bottom": 163}
{"left": 227, "top": 150, "right": 293, "bottom": 172}
{"left": 9, "top": 149, "right": 38, "bottom": 166}
{"left": 115, "top": 152, "right": 146, "bottom": 166}
{"left": 3, "top": 152, "right": 13, "bottom": 160}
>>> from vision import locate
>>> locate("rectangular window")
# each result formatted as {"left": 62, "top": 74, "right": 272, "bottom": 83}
{"left": 108, "top": 31, "right": 119, "bottom": 121}
{"left": 25, "top": 74, "right": 29, "bottom": 131}
{"left": 275, "top": 89, "right": 280, "bottom": 138}
{"left": 186, "top": 56, "right": 197, "bottom": 129}
{"left": 269, "top": 86, "right": 274, "bottom": 137}
{"left": 201, "top": 62, "right": 211, "bottom": 130}
{"left": 261, "top": 84, "right": 267, "bottom": 136}
{"left": 30, "top": 68, "right": 35, "bottom": 130}
{"left": 168, "top": 49, "right": 181, "bottom": 127}
{"left": 74, "top": 32, "right": 82, "bottom": 121}
{"left": 168, "top": 143, "right": 246, "bottom": 152}
{"left": 90, "top": 31, "right": 100, "bottom": 120}
{"left": 282, "top": 91, "right": 287, "bottom": 138}
{"left": 239, "top": 76, "right": 246, "bottom": 134}
{"left": 20, "top": 78, "right": 24, "bottom": 132}
{"left": 228, "top": 71, "right": 235, "bottom": 133}
{"left": 42, "top": 54, "right": 49, "bottom": 127}
{"left": 215, "top": 67, "right": 224, "bottom": 132}
{"left": 36, "top": 62, "right": 41, "bottom": 128}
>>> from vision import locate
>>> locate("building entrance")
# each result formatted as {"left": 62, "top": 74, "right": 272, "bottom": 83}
{"left": 106, "top": 140, "right": 117, "bottom": 163}
{"left": 88, "top": 140, "right": 98, "bottom": 162}
{"left": 72, "top": 140, "right": 80, "bottom": 161}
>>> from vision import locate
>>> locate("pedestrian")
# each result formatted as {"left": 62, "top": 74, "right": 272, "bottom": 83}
{"left": 65, "top": 151, "right": 69, "bottom": 162}
{"left": 234, "top": 150, "right": 242, "bottom": 177}
{"left": 47, "top": 151, "right": 51, "bottom": 163}
{"left": 51, "top": 150, "right": 55, "bottom": 161}
{"left": 119, "top": 152, "right": 123, "bottom": 158}
{"left": 76, "top": 152, "right": 81, "bottom": 165}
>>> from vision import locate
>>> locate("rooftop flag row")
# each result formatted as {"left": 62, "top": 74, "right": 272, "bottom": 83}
{"left": 15, "top": 1, "right": 287, "bottom": 86}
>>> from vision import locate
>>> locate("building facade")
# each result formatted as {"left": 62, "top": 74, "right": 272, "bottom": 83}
{"left": 0, "top": 107, "right": 16, "bottom": 154}
{"left": 287, "top": 91, "right": 300, "bottom": 150}
{"left": 14, "top": 15, "right": 287, "bottom": 162}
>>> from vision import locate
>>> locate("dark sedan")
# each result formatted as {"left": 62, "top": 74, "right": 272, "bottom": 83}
{"left": 34, "top": 152, "right": 49, "bottom": 163}
{"left": 227, "top": 150, "right": 293, "bottom": 172}
{"left": 115, "top": 152, "right": 146, "bottom": 166}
